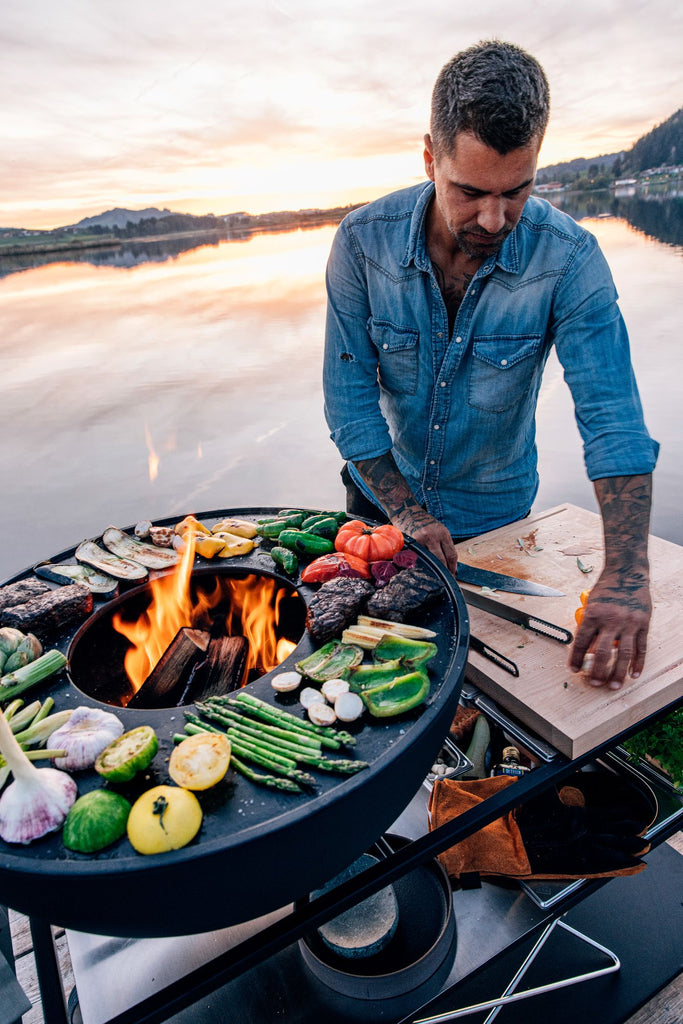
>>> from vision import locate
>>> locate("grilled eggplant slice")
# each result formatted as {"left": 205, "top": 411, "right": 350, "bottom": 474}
{"left": 102, "top": 526, "right": 180, "bottom": 570}
{"left": 34, "top": 562, "right": 119, "bottom": 598}
{"left": 76, "top": 540, "right": 148, "bottom": 581}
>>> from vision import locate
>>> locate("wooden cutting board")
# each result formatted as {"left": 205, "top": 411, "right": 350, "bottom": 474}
{"left": 460, "top": 504, "right": 683, "bottom": 758}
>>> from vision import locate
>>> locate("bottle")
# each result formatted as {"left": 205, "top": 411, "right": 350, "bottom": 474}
{"left": 490, "top": 746, "right": 530, "bottom": 778}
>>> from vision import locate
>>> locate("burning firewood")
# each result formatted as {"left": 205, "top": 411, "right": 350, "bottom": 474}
{"left": 185, "top": 635, "right": 249, "bottom": 703}
{"left": 128, "top": 627, "right": 210, "bottom": 708}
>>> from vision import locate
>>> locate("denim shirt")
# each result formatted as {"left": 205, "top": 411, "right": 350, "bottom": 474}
{"left": 323, "top": 181, "right": 659, "bottom": 536}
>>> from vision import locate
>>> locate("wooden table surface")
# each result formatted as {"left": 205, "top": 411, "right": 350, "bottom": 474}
{"left": 459, "top": 504, "right": 683, "bottom": 757}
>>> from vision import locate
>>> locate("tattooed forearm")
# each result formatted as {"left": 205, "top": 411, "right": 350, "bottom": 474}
{"left": 593, "top": 474, "right": 652, "bottom": 594}
{"left": 353, "top": 453, "right": 425, "bottom": 521}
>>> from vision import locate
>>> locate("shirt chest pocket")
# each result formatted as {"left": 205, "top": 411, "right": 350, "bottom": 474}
{"left": 370, "top": 319, "right": 419, "bottom": 396}
{"left": 467, "top": 334, "right": 543, "bottom": 412}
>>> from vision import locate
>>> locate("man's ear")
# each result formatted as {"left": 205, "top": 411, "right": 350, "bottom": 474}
{"left": 424, "top": 133, "right": 436, "bottom": 181}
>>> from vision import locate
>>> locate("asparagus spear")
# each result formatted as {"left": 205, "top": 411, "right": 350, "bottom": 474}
{"left": 224, "top": 692, "right": 357, "bottom": 747}
{"left": 230, "top": 755, "right": 302, "bottom": 794}
{"left": 226, "top": 723, "right": 368, "bottom": 775}
{"left": 228, "top": 736, "right": 316, "bottom": 787}
{"left": 195, "top": 703, "right": 324, "bottom": 750}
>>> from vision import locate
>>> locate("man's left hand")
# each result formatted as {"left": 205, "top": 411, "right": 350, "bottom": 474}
{"left": 568, "top": 567, "right": 652, "bottom": 689}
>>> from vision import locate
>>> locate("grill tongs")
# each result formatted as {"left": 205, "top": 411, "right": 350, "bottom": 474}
{"left": 464, "top": 588, "right": 574, "bottom": 678}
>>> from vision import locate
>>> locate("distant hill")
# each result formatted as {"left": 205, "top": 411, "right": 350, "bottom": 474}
{"left": 537, "top": 106, "right": 682, "bottom": 185}
{"left": 536, "top": 152, "right": 624, "bottom": 184}
{"left": 623, "top": 107, "right": 682, "bottom": 172}
{"left": 73, "top": 207, "right": 173, "bottom": 230}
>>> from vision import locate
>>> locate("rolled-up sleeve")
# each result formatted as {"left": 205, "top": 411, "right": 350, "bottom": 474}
{"left": 323, "top": 220, "right": 393, "bottom": 461}
{"left": 552, "top": 232, "right": 659, "bottom": 480}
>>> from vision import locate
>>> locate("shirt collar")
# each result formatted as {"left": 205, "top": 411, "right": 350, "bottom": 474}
{"left": 402, "top": 180, "right": 522, "bottom": 275}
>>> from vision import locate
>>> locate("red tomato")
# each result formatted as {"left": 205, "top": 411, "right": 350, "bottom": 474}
{"left": 334, "top": 520, "right": 404, "bottom": 562}
{"left": 300, "top": 551, "right": 371, "bottom": 583}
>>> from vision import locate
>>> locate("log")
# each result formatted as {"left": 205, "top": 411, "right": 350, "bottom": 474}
{"left": 185, "top": 635, "right": 249, "bottom": 702}
{"left": 0, "top": 583, "right": 93, "bottom": 638}
{"left": 0, "top": 578, "right": 50, "bottom": 613}
{"left": 128, "top": 627, "right": 210, "bottom": 708}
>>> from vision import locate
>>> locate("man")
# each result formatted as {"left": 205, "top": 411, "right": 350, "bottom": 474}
{"left": 323, "top": 40, "right": 658, "bottom": 690}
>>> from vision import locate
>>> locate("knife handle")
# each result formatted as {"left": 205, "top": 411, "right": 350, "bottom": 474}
{"left": 524, "top": 616, "right": 573, "bottom": 644}
{"left": 469, "top": 636, "right": 519, "bottom": 677}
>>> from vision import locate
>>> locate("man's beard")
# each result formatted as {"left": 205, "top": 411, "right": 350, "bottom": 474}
{"left": 453, "top": 225, "right": 512, "bottom": 260}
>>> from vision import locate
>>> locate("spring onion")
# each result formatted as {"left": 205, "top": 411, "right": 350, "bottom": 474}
{"left": 0, "top": 650, "right": 67, "bottom": 702}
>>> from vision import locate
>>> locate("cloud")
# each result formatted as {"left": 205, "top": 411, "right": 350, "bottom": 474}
{"left": 2, "top": 0, "right": 681, "bottom": 227}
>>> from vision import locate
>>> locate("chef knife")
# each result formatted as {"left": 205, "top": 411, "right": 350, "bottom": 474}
{"left": 462, "top": 587, "right": 573, "bottom": 644}
{"left": 455, "top": 562, "right": 565, "bottom": 597}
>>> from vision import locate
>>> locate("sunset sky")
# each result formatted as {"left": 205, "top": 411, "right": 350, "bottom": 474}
{"left": 2, "top": 0, "right": 681, "bottom": 230}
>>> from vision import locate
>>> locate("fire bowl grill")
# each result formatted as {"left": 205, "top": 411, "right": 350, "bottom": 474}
{"left": 68, "top": 566, "right": 307, "bottom": 707}
{"left": 0, "top": 507, "right": 469, "bottom": 938}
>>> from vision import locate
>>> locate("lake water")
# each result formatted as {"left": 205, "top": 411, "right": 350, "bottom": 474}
{"left": 1, "top": 191, "right": 681, "bottom": 582}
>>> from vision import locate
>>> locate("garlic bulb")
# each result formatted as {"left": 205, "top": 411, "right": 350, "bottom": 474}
{"left": 48, "top": 707, "right": 124, "bottom": 771}
{"left": 0, "top": 708, "right": 77, "bottom": 844}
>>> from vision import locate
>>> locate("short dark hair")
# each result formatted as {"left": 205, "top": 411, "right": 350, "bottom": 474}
{"left": 430, "top": 40, "right": 550, "bottom": 157}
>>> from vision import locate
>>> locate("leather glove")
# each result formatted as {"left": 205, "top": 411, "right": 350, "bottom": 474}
{"left": 428, "top": 767, "right": 657, "bottom": 882}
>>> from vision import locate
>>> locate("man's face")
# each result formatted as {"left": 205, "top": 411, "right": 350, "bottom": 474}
{"left": 424, "top": 132, "right": 541, "bottom": 259}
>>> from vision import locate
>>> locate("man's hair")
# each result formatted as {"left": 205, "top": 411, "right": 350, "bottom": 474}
{"left": 430, "top": 40, "right": 550, "bottom": 157}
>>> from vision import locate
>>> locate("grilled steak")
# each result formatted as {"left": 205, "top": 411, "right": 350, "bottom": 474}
{"left": 365, "top": 568, "right": 443, "bottom": 622}
{"left": 306, "top": 577, "right": 375, "bottom": 644}
{"left": 1, "top": 583, "right": 93, "bottom": 638}
{"left": 0, "top": 578, "right": 50, "bottom": 613}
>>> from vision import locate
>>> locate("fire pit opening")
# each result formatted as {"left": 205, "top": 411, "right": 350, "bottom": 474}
{"left": 68, "top": 568, "right": 306, "bottom": 709}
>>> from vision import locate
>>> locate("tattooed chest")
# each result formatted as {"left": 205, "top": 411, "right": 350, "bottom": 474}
{"left": 432, "top": 262, "right": 473, "bottom": 336}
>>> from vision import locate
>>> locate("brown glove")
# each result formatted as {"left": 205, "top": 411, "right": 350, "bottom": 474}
{"left": 428, "top": 768, "right": 657, "bottom": 882}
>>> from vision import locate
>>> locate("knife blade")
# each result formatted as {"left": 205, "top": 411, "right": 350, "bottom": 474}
{"left": 455, "top": 561, "right": 565, "bottom": 597}
{"left": 462, "top": 587, "right": 574, "bottom": 644}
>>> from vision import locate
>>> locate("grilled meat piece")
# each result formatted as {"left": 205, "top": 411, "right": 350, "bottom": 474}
{"left": 0, "top": 578, "right": 50, "bottom": 613}
{"left": 1, "top": 583, "right": 93, "bottom": 639}
{"left": 306, "top": 577, "right": 375, "bottom": 644}
{"left": 365, "top": 568, "right": 443, "bottom": 622}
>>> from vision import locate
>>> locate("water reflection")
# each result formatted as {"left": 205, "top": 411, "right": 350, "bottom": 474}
{"left": 550, "top": 188, "right": 683, "bottom": 250}
{"left": 1, "top": 204, "right": 681, "bottom": 582}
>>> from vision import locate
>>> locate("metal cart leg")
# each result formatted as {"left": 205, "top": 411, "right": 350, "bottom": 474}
{"left": 29, "top": 917, "right": 69, "bottom": 1024}
{"left": 411, "top": 916, "right": 621, "bottom": 1023}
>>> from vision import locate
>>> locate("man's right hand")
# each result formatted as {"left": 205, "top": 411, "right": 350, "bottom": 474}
{"left": 352, "top": 454, "right": 458, "bottom": 573}
{"left": 392, "top": 507, "right": 459, "bottom": 573}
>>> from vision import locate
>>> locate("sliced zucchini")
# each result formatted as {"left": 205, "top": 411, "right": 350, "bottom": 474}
{"left": 102, "top": 526, "right": 180, "bottom": 570}
{"left": 34, "top": 561, "right": 119, "bottom": 598}
{"left": 76, "top": 540, "right": 148, "bottom": 581}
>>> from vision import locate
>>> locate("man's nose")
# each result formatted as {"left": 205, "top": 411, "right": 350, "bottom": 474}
{"left": 476, "top": 196, "right": 506, "bottom": 235}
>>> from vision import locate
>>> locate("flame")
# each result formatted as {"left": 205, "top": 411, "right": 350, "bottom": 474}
{"left": 145, "top": 422, "right": 160, "bottom": 482}
{"left": 112, "top": 532, "right": 296, "bottom": 696}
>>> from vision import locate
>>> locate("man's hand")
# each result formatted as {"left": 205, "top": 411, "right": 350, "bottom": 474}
{"left": 353, "top": 454, "right": 458, "bottom": 573}
{"left": 568, "top": 568, "right": 651, "bottom": 689}
{"left": 392, "top": 507, "right": 459, "bottom": 573}
{"left": 569, "top": 474, "right": 652, "bottom": 690}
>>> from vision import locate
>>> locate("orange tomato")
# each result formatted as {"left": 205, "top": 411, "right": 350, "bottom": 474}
{"left": 334, "top": 520, "right": 404, "bottom": 562}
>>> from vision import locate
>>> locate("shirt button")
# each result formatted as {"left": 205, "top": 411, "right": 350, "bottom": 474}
{"left": 455, "top": 336, "right": 463, "bottom": 344}
{"left": 382, "top": 343, "right": 389, "bottom": 350}
{"left": 437, "top": 332, "right": 443, "bottom": 339}
{"left": 500, "top": 358, "right": 508, "bottom": 366}
{"left": 433, "top": 424, "right": 440, "bottom": 430}
{"left": 430, "top": 460, "right": 436, "bottom": 465}
{"left": 439, "top": 381, "right": 447, "bottom": 387}
{"left": 426, "top": 486, "right": 433, "bottom": 491}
